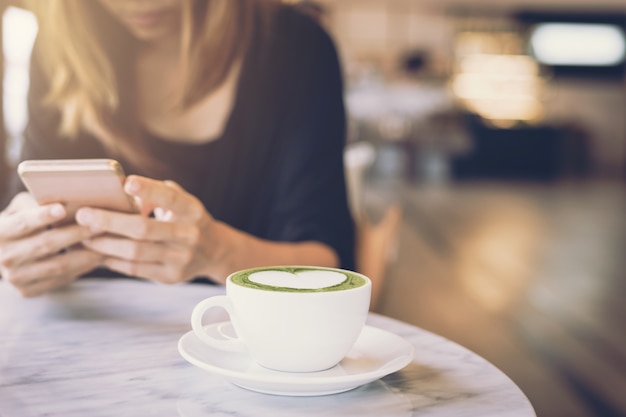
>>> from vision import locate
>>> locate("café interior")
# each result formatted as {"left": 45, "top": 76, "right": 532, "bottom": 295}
{"left": 1, "top": 0, "right": 625, "bottom": 416}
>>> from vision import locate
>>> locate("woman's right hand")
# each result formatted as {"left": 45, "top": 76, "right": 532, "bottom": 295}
{"left": 0, "top": 192, "right": 102, "bottom": 297}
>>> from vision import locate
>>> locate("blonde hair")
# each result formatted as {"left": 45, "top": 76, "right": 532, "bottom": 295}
{"left": 26, "top": 0, "right": 271, "bottom": 173}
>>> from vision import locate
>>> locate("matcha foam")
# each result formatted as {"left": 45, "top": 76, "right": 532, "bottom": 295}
{"left": 230, "top": 266, "right": 367, "bottom": 293}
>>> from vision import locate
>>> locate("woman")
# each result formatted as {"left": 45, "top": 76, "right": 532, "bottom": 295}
{"left": 0, "top": 0, "right": 354, "bottom": 297}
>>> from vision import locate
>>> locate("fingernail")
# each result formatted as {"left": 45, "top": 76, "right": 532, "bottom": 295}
{"left": 76, "top": 208, "right": 93, "bottom": 224}
{"left": 125, "top": 178, "right": 140, "bottom": 193}
{"left": 50, "top": 204, "right": 65, "bottom": 218}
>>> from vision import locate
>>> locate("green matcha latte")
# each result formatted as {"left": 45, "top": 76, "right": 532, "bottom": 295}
{"left": 230, "top": 266, "right": 368, "bottom": 293}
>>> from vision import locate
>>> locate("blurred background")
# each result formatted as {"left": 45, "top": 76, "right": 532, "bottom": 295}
{"left": 1, "top": 1, "right": 625, "bottom": 416}
{"left": 301, "top": 1, "right": 626, "bottom": 416}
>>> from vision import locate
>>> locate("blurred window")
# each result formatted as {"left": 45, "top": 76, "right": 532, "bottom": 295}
{"left": 530, "top": 23, "right": 625, "bottom": 67}
{"left": 2, "top": 5, "right": 38, "bottom": 163}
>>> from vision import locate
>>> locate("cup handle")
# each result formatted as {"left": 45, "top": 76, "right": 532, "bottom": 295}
{"left": 190, "top": 295, "right": 247, "bottom": 353}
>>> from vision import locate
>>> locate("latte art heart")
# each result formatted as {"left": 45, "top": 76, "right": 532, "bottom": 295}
{"left": 231, "top": 266, "right": 368, "bottom": 293}
{"left": 248, "top": 270, "right": 347, "bottom": 289}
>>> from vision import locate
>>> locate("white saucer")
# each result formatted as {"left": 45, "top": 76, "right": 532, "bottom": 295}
{"left": 178, "top": 322, "right": 414, "bottom": 396}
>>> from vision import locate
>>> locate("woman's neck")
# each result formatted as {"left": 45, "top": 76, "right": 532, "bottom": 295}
{"left": 138, "top": 33, "right": 181, "bottom": 61}
{"left": 134, "top": 33, "right": 242, "bottom": 144}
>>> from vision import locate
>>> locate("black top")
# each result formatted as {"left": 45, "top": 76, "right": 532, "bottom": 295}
{"left": 2, "top": 6, "right": 356, "bottom": 277}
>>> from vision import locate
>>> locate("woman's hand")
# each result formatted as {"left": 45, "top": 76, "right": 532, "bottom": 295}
{"left": 0, "top": 192, "right": 103, "bottom": 297}
{"left": 75, "top": 176, "right": 225, "bottom": 284}
{"left": 76, "top": 175, "right": 338, "bottom": 285}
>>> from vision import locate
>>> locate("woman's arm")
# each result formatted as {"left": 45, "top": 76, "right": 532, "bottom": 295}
{"left": 77, "top": 175, "right": 337, "bottom": 284}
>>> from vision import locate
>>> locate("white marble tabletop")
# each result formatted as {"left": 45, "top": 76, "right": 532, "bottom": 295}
{"left": 0, "top": 278, "right": 535, "bottom": 417}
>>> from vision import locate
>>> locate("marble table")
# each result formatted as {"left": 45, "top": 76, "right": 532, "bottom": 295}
{"left": 0, "top": 278, "right": 535, "bottom": 417}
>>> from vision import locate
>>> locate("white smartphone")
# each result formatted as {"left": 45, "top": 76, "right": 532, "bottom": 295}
{"left": 17, "top": 158, "right": 139, "bottom": 216}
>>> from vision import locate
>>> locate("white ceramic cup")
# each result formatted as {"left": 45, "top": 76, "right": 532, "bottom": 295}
{"left": 191, "top": 266, "right": 372, "bottom": 373}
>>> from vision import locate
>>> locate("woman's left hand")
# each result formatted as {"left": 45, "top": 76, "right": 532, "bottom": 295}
{"left": 75, "top": 175, "right": 225, "bottom": 284}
